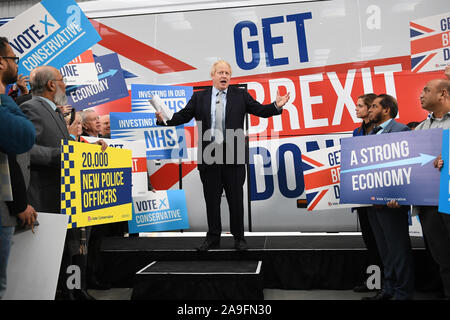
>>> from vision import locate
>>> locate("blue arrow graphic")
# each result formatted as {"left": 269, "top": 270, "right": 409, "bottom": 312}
{"left": 340, "top": 153, "right": 436, "bottom": 174}
{"left": 98, "top": 69, "right": 117, "bottom": 80}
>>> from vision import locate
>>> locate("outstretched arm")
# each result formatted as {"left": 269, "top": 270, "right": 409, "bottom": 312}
{"left": 275, "top": 89, "right": 290, "bottom": 108}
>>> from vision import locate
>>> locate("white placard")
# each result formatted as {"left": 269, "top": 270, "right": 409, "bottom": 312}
{"left": 3, "top": 213, "right": 68, "bottom": 300}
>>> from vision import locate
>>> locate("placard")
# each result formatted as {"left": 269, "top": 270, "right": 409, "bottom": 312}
{"left": 128, "top": 190, "right": 189, "bottom": 233}
{"left": 0, "top": 0, "right": 101, "bottom": 76}
{"left": 60, "top": 49, "right": 98, "bottom": 86}
{"left": 4, "top": 213, "right": 68, "bottom": 300}
{"left": 410, "top": 11, "right": 450, "bottom": 73}
{"left": 80, "top": 136, "right": 148, "bottom": 196}
{"left": 340, "top": 129, "right": 442, "bottom": 205}
{"left": 110, "top": 112, "right": 187, "bottom": 160}
{"left": 60, "top": 140, "right": 132, "bottom": 228}
{"left": 66, "top": 53, "right": 129, "bottom": 110}
{"left": 439, "top": 129, "right": 450, "bottom": 214}
{"left": 131, "top": 84, "right": 194, "bottom": 127}
{"left": 302, "top": 145, "right": 363, "bottom": 211}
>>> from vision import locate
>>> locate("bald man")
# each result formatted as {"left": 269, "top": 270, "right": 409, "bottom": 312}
{"left": 414, "top": 78, "right": 450, "bottom": 299}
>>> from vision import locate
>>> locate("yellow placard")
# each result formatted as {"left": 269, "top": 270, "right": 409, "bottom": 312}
{"left": 60, "top": 140, "right": 132, "bottom": 229}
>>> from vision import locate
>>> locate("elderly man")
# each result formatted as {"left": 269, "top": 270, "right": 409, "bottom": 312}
{"left": 21, "top": 65, "right": 106, "bottom": 300}
{"left": 99, "top": 114, "right": 110, "bottom": 138}
{"left": 156, "top": 60, "right": 290, "bottom": 251}
{"left": 414, "top": 78, "right": 450, "bottom": 300}
{"left": 81, "top": 109, "right": 101, "bottom": 137}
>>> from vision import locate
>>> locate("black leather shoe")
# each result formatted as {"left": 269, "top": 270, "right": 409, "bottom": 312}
{"left": 196, "top": 239, "right": 220, "bottom": 252}
{"left": 234, "top": 238, "right": 248, "bottom": 251}
{"left": 361, "top": 291, "right": 392, "bottom": 300}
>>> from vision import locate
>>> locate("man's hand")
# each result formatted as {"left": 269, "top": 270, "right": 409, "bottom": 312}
{"left": 386, "top": 200, "right": 401, "bottom": 208}
{"left": 275, "top": 89, "right": 290, "bottom": 108}
{"left": 58, "top": 105, "right": 73, "bottom": 116}
{"left": 155, "top": 111, "right": 164, "bottom": 123}
{"left": 15, "top": 74, "right": 29, "bottom": 95}
{"left": 445, "top": 65, "right": 450, "bottom": 80}
{"left": 92, "top": 139, "right": 108, "bottom": 152}
{"left": 17, "top": 205, "right": 37, "bottom": 228}
{"left": 434, "top": 154, "right": 443, "bottom": 170}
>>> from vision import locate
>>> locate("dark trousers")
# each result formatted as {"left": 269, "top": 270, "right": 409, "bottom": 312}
{"left": 87, "top": 224, "right": 109, "bottom": 283}
{"left": 419, "top": 207, "right": 450, "bottom": 298}
{"left": 199, "top": 164, "right": 246, "bottom": 242}
{"left": 368, "top": 206, "right": 414, "bottom": 299}
{"left": 357, "top": 207, "right": 382, "bottom": 268}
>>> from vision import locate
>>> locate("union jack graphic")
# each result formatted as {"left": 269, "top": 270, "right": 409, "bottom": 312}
{"left": 301, "top": 153, "right": 330, "bottom": 211}
{"left": 410, "top": 17, "right": 449, "bottom": 73}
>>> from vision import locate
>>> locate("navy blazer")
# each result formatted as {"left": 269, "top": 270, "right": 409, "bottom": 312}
{"left": 375, "top": 119, "right": 410, "bottom": 214}
{"left": 165, "top": 86, "right": 282, "bottom": 168}
{"left": 380, "top": 119, "right": 410, "bottom": 134}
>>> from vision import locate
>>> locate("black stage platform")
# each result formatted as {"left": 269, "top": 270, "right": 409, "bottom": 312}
{"left": 132, "top": 260, "right": 263, "bottom": 300}
{"left": 99, "top": 234, "right": 442, "bottom": 298}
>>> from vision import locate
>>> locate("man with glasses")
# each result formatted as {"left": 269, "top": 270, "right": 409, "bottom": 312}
{"left": 0, "top": 36, "right": 36, "bottom": 299}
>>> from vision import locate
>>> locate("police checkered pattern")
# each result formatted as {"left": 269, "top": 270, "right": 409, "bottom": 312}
{"left": 60, "top": 140, "right": 77, "bottom": 228}
{"left": 0, "top": 152, "right": 13, "bottom": 201}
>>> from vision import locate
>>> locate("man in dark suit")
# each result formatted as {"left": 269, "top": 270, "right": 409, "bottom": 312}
{"left": 156, "top": 60, "right": 290, "bottom": 251}
{"left": 361, "top": 94, "right": 414, "bottom": 300}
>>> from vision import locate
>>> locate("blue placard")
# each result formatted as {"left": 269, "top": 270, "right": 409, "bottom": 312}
{"left": 340, "top": 129, "right": 442, "bottom": 205}
{"left": 0, "top": 0, "right": 101, "bottom": 76}
{"left": 439, "top": 129, "right": 450, "bottom": 214}
{"left": 128, "top": 190, "right": 190, "bottom": 233}
{"left": 109, "top": 112, "right": 187, "bottom": 160}
{"left": 131, "top": 84, "right": 194, "bottom": 127}
{"left": 66, "top": 53, "right": 129, "bottom": 110}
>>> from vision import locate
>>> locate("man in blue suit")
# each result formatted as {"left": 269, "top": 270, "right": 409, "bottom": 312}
{"left": 361, "top": 94, "right": 414, "bottom": 300}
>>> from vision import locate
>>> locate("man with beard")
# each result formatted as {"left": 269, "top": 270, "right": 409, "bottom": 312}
{"left": 20, "top": 66, "right": 106, "bottom": 300}
{"left": 361, "top": 94, "right": 414, "bottom": 300}
{"left": 20, "top": 66, "right": 72, "bottom": 214}
{"left": 0, "top": 36, "right": 36, "bottom": 299}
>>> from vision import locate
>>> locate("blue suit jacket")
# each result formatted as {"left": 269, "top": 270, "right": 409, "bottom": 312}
{"left": 373, "top": 119, "right": 410, "bottom": 214}
{"left": 380, "top": 119, "right": 410, "bottom": 134}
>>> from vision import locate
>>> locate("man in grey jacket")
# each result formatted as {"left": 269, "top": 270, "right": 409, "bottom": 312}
{"left": 414, "top": 78, "right": 450, "bottom": 300}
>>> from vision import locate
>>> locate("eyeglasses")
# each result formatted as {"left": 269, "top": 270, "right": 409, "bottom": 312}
{"left": 1, "top": 56, "right": 19, "bottom": 64}
{"left": 52, "top": 77, "right": 67, "bottom": 84}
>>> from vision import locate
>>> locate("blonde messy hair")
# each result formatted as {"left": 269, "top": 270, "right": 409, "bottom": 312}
{"left": 210, "top": 60, "right": 232, "bottom": 77}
